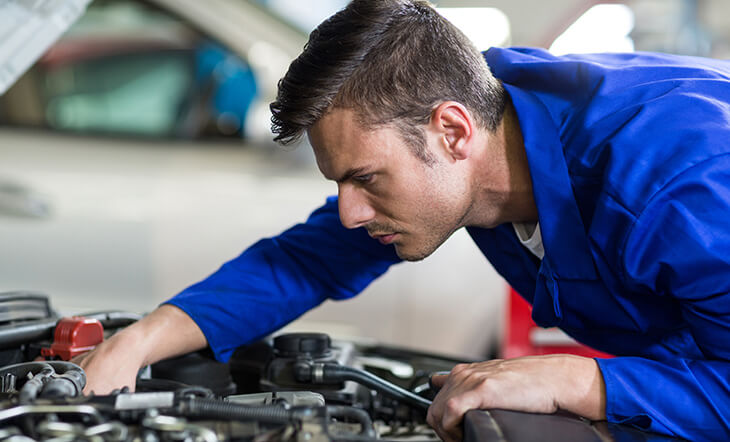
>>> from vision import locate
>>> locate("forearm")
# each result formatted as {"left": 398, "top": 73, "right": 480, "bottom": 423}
{"left": 166, "top": 196, "right": 400, "bottom": 362}
{"left": 596, "top": 356, "right": 730, "bottom": 439}
{"left": 76, "top": 304, "right": 207, "bottom": 394}
{"left": 554, "top": 355, "right": 606, "bottom": 421}
{"left": 112, "top": 304, "right": 207, "bottom": 366}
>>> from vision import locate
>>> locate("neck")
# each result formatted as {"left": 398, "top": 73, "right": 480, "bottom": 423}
{"left": 468, "top": 100, "right": 538, "bottom": 228}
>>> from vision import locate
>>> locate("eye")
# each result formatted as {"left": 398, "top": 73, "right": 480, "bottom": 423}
{"left": 353, "top": 173, "right": 374, "bottom": 184}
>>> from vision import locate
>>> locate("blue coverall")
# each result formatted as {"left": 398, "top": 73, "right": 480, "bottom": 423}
{"left": 168, "top": 47, "right": 730, "bottom": 439}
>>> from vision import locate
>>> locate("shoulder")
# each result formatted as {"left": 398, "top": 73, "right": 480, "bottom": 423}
{"left": 566, "top": 75, "right": 730, "bottom": 216}
{"left": 486, "top": 48, "right": 730, "bottom": 126}
{"left": 620, "top": 153, "right": 730, "bottom": 296}
{"left": 485, "top": 47, "right": 730, "bottom": 84}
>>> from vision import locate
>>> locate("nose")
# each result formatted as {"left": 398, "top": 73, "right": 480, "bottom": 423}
{"left": 337, "top": 184, "right": 376, "bottom": 229}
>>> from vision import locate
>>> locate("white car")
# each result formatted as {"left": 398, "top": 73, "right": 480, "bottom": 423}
{"left": 0, "top": 0, "right": 505, "bottom": 359}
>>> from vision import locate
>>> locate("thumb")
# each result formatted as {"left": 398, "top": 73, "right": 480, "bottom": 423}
{"left": 429, "top": 370, "right": 451, "bottom": 390}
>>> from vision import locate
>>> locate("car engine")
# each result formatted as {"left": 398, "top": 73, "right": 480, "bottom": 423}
{"left": 0, "top": 291, "right": 678, "bottom": 442}
{"left": 0, "top": 291, "right": 459, "bottom": 441}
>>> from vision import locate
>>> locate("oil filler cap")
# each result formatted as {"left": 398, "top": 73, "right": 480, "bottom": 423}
{"left": 273, "top": 333, "right": 331, "bottom": 358}
{"left": 41, "top": 316, "right": 104, "bottom": 361}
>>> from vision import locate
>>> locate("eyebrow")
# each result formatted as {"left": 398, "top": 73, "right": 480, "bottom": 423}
{"left": 334, "top": 166, "right": 369, "bottom": 183}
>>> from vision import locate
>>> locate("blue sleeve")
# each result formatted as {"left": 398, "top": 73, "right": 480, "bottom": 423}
{"left": 164, "top": 196, "right": 401, "bottom": 362}
{"left": 596, "top": 155, "right": 730, "bottom": 439}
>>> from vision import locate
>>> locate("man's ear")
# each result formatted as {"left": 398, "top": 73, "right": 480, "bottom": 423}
{"left": 430, "top": 101, "right": 474, "bottom": 161}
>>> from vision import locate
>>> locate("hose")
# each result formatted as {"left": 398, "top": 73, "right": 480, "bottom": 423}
{"left": 79, "top": 311, "right": 142, "bottom": 329}
{"left": 177, "top": 396, "right": 302, "bottom": 425}
{"left": 41, "top": 369, "right": 86, "bottom": 399}
{"left": 178, "top": 397, "right": 379, "bottom": 439}
{"left": 296, "top": 362, "right": 432, "bottom": 412}
{"left": 19, "top": 366, "right": 53, "bottom": 404}
{"left": 326, "top": 405, "right": 376, "bottom": 438}
{"left": 0, "top": 319, "right": 58, "bottom": 350}
{"left": 0, "top": 361, "right": 86, "bottom": 403}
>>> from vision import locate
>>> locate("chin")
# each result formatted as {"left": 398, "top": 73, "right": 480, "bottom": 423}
{"left": 393, "top": 230, "right": 456, "bottom": 262}
{"left": 394, "top": 244, "right": 436, "bottom": 262}
{"left": 397, "top": 252, "right": 427, "bottom": 262}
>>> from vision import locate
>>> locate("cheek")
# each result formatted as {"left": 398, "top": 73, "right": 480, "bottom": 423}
{"left": 372, "top": 169, "right": 447, "bottom": 221}
{"left": 365, "top": 182, "right": 404, "bottom": 214}
{"left": 391, "top": 192, "right": 440, "bottom": 229}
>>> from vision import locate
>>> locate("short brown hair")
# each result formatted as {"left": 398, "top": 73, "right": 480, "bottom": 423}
{"left": 270, "top": 0, "right": 506, "bottom": 162}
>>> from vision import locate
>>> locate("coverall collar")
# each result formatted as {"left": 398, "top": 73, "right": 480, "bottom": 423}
{"left": 503, "top": 83, "right": 597, "bottom": 280}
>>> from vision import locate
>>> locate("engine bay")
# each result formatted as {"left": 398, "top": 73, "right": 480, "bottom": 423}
{"left": 0, "top": 291, "right": 676, "bottom": 442}
{"left": 0, "top": 291, "right": 458, "bottom": 441}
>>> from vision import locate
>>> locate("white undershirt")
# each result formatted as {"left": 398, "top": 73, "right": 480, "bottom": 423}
{"left": 512, "top": 222, "right": 544, "bottom": 259}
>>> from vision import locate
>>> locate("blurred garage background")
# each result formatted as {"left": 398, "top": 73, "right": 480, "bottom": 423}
{"left": 1, "top": 0, "right": 728, "bottom": 360}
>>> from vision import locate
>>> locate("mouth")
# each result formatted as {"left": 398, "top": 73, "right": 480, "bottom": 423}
{"left": 370, "top": 233, "right": 398, "bottom": 245}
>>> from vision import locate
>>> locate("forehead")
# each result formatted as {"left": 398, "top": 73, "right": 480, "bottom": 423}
{"left": 308, "top": 109, "right": 405, "bottom": 180}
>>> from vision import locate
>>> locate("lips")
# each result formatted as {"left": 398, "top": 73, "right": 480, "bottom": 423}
{"left": 373, "top": 233, "right": 397, "bottom": 245}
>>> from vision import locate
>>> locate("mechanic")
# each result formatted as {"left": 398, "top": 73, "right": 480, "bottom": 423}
{"left": 75, "top": 0, "right": 730, "bottom": 440}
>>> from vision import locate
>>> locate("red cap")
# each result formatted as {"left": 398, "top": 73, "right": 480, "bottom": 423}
{"left": 41, "top": 316, "right": 104, "bottom": 361}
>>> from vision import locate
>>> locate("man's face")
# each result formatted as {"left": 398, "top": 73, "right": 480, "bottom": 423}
{"left": 308, "top": 108, "right": 473, "bottom": 261}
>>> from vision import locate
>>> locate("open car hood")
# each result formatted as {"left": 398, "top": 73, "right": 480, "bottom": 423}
{"left": 0, "top": 0, "right": 92, "bottom": 95}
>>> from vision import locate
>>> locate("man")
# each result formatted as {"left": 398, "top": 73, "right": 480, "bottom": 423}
{"left": 77, "top": 0, "right": 730, "bottom": 440}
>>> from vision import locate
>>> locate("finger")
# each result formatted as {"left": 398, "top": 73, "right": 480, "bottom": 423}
{"left": 431, "top": 416, "right": 462, "bottom": 442}
{"left": 427, "top": 389, "right": 449, "bottom": 434}
{"left": 429, "top": 371, "right": 450, "bottom": 388}
{"left": 441, "top": 390, "right": 483, "bottom": 435}
{"left": 427, "top": 410, "right": 450, "bottom": 442}
{"left": 426, "top": 405, "right": 438, "bottom": 430}
{"left": 444, "top": 426, "right": 463, "bottom": 442}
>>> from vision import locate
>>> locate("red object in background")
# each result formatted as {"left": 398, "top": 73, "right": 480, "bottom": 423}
{"left": 502, "top": 288, "right": 612, "bottom": 359}
{"left": 41, "top": 317, "right": 104, "bottom": 361}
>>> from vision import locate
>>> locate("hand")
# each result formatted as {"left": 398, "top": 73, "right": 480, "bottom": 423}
{"left": 72, "top": 330, "right": 144, "bottom": 394}
{"left": 426, "top": 355, "right": 606, "bottom": 441}
{"left": 72, "top": 304, "right": 208, "bottom": 395}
